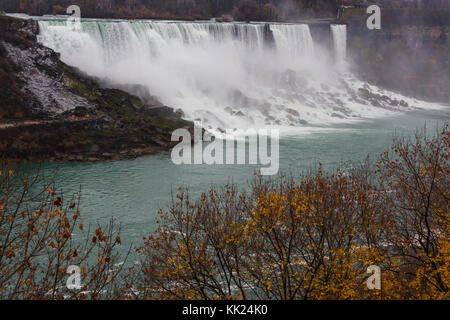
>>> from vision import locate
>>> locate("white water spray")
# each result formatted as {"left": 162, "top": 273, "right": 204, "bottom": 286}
{"left": 37, "top": 19, "right": 435, "bottom": 131}
{"left": 331, "top": 24, "right": 347, "bottom": 65}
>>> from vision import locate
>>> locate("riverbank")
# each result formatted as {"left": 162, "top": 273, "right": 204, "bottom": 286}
{"left": 0, "top": 15, "right": 193, "bottom": 163}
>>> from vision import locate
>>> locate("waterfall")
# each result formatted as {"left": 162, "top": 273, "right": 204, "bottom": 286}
{"left": 331, "top": 24, "right": 347, "bottom": 64}
{"left": 270, "top": 24, "right": 314, "bottom": 58}
{"left": 37, "top": 19, "right": 425, "bottom": 131}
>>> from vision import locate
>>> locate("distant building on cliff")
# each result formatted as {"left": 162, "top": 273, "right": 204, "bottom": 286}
{"left": 337, "top": 0, "right": 380, "bottom": 6}
{"left": 336, "top": 1, "right": 382, "bottom": 19}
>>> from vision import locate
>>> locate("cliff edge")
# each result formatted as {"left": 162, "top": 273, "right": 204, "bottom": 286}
{"left": 0, "top": 15, "right": 193, "bottom": 163}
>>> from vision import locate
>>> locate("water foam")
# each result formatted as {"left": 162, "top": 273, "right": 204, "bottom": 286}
{"left": 37, "top": 18, "right": 442, "bottom": 132}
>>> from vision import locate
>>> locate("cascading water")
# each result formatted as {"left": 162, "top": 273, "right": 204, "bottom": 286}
{"left": 270, "top": 24, "right": 314, "bottom": 59}
{"left": 331, "top": 24, "right": 347, "bottom": 65}
{"left": 37, "top": 18, "right": 435, "bottom": 131}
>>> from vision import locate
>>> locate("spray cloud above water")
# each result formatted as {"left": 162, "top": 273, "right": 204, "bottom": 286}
{"left": 37, "top": 19, "right": 438, "bottom": 132}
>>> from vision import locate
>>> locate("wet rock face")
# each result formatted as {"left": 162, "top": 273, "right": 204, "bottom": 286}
{"left": 357, "top": 87, "right": 408, "bottom": 110}
{"left": 347, "top": 17, "right": 450, "bottom": 103}
{"left": 16, "top": 17, "right": 39, "bottom": 37}
{"left": 263, "top": 24, "right": 275, "bottom": 47}
{"left": 61, "top": 106, "right": 98, "bottom": 118}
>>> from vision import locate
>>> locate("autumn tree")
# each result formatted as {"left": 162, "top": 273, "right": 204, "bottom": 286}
{"left": 0, "top": 161, "right": 128, "bottom": 299}
{"left": 377, "top": 125, "right": 449, "bottom": 299}
{"left": 132, "top": 125, "right": 449, "bottom": 300}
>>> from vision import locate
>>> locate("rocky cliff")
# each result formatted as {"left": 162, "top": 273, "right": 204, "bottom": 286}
{"left": 0, "top": 15, "right": 193, "bottom": 163}
{"left": 345, "top": 14, "right": 450, "bottom": 103}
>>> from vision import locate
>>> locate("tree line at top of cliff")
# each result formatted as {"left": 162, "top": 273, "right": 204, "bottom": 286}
{"left": 0, "top": 0, "right": 341, "bottom": 21}
{"left": 2, "top": 0, "right": 450, "bottom": 25}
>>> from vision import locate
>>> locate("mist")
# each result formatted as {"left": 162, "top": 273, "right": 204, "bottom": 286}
{"left": 37, "top": 19, "right": 442, "bottom": 133}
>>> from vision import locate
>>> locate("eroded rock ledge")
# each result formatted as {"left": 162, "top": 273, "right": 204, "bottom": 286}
{"left": 0, "top": 15, "right": 193, "bottom": 163}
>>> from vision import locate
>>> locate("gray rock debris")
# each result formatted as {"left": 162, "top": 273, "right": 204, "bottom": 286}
{"left": 2, "top": 41, "right": 96, "bottom": 117}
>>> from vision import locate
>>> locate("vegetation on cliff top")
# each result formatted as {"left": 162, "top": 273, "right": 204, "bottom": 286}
{"left": 1, "top": 0, "right": 339, "bottom": 21}
{"left": 2, "top": 0, "right": 450, "bottom": 24}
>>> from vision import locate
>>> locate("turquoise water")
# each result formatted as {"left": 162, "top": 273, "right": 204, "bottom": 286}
{"left": 33, "top": 108, "right": 448, "bottom": 251}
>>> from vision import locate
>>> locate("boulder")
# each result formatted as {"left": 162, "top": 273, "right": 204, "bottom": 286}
{"left": 142, "top": 105, "right": 175, "bottom": 117}
{"left": 73, "top": 106, "right": 97, "bottom": 117}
